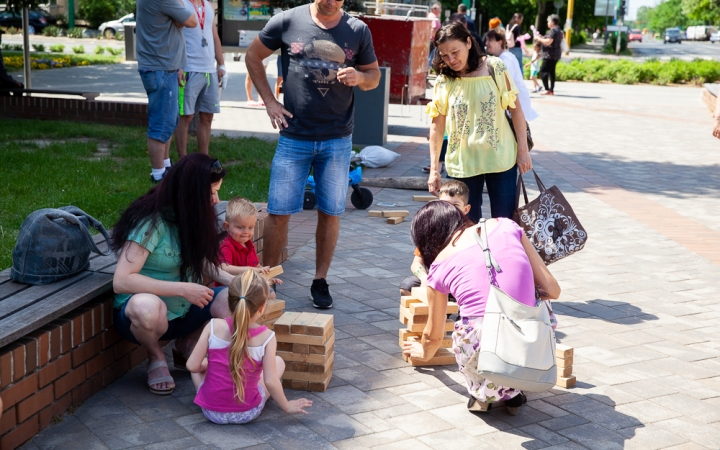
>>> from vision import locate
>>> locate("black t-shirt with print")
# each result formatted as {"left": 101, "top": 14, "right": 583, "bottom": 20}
{"left": 541, "top": 27, "right": 563, "bottom": 61}
{"left": 259, "top": 6, "right": 377, "bottom": 140}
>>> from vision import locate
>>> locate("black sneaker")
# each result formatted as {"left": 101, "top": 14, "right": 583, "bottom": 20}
{"left": 310, "top": 278, "right": 333, "bottom": 309}
{"left": 150, "top": 169, "right": 167, "bottom": 184}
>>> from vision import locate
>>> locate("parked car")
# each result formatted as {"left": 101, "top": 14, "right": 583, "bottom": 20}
{"left": 710, "top": 31, "right": 720, "bottom": 43}
{"left": 98, "top": 13, "right": 134, "bottom": 39}
{"left": 664, "top": 28, "right": 682, "bottom": 44}
{"left": 0, "top": 9, "right": 50, "bottom": 34}
{"left": 628, "top": 29, "right": 643, "bottom": 42}
{"left": 686, "top": 25, "right": 717, "bottom": 40}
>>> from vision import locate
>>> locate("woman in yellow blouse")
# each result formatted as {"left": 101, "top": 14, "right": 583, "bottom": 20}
{"left": 426, "top": 22, "right": 532, "bottom": 223}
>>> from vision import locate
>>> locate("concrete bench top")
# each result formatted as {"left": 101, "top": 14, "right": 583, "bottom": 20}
{"left": 0, "top": 234, "right": 116, "bottom": 348}
{"left": 0, "top": 88, "right": 100, "bottom": 101}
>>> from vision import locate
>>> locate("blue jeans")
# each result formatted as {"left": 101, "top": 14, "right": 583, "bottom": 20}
{"left": 509, "top": 47, "right": 523, "bottom": 72}
{"left": 139, "top": 69, "right": 179, "bottom": 143}
{"left": 267, "top": 135, "right": 353, "bottom": 216}
{"left": 456, "top": 165, "right": 518, "bottom": 223}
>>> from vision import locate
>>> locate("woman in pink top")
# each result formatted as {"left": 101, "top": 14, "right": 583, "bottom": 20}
{"left": 187, "top": 270, "right": 312, "bottom": 424}
{"left": 403, "top": 201, "right": 560, "bottom": 415}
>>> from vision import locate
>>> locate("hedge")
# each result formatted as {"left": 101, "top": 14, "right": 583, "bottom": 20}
{"left": 552, "top": 58, "right": 720, "bottom": 85}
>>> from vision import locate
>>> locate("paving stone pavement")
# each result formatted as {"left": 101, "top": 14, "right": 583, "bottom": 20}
{"left": 19, "top": 81, "right": 720, "bottom": 449}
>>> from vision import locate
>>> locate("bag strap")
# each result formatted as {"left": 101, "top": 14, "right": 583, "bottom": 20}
{"left": 532, "top": 169, "right": 547, "bottom": 192}
{"left": 53, "top": 207, "right": 111, "bottom": 256}
{"left": 515, "top": 173, "right": 530, "bottom": 209}
{"left": 473, "top": 219, "right": 503, "bottom": 286}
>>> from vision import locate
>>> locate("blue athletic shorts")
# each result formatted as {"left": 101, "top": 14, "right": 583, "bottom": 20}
{"left": 139, "top": 69, "right": 179, "bottom": 143}
{"left": 267, "top": 135, "right": 352, "bottom": 216}
{"left": 114, "top": 286, "right": 226, "bottom": 345}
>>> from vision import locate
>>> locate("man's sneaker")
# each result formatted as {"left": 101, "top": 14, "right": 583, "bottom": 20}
{"left": 310, "top": 278, "right": 333, "bottom": 309}
{"left": 150, "top": 169, "right": 167, "bottom": 184}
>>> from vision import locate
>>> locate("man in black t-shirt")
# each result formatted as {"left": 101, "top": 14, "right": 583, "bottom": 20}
{"left": 535, "top": 14, "right": 563, "bottom": 95}
{"left": 246, "top": 0, "right": 380, "bottom": 309}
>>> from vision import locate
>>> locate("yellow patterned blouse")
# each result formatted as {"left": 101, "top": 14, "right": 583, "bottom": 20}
{"left": 426, "top": 56, "right": 520, "bottom": 178}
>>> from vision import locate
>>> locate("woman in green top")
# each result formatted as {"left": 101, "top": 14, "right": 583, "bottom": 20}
{"left": 111, "top": 154, "right": 234, "bottom": 395}
{"left": 426, "top": 22, "right": 532, "bottom": 223}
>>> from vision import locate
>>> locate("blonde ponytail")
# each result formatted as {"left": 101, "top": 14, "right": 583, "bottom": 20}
{"left": 227, "top": 269, "right": 270, "bottom": 404}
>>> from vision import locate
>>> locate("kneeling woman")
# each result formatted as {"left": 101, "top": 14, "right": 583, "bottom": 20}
{"left": 403, "top": 201, "right": 560, "bottom": 414}
{"left": 112, "top": 154, "right": 234, "bottom": 395}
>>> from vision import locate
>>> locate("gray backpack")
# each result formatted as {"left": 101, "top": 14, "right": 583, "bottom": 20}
{"left": 11, "top": 206, "right": 111, "bottom": 285}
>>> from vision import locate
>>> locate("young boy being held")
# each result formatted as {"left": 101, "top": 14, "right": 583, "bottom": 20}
{"left": 399, "top": 180, "right": 472, "bottom": 296}
{"left": 220, "top": 197, "right": 282, "bottom": 298}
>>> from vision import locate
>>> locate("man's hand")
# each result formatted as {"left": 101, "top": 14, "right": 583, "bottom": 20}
{"left": 218, "top": 67, "right": 226, "bottom": 84}
{"left": 182, "top": 283, "right": 214, "bottom": 307}
{"left": 178, "top": 69, "right": 186, "bottom": 87}
{"left": 265, "top": 99, "right": 293, "bottom": 129}
{"left": 337, "top": 67, "right": 359, "bottom": 86}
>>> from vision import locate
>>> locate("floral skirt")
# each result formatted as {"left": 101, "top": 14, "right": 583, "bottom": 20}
{"left": 453, "top": 301, "right": 557, "bottom": 403}
{"left": 201, "top": 385, "right": 267, "bottom": 425}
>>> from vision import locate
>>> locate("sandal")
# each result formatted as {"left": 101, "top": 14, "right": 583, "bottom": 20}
{"left": 467, "top": 396, "right": 492, "bottom": 413}
{"left": 505, "top": 392, "right": 527, "bottom": 416}
{"left": 147, "top": 359, "right": 175, "bottom": 395}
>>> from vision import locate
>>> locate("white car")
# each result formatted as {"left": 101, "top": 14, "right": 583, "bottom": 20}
{"left": 711, "top": 31, "right": 720, "bottom": 43}
{"left": 99, "top": 13, "right": 135, "bottom": 39}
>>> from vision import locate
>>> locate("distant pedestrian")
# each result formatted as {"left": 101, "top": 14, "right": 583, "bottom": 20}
{"left": 489, "top": 17, "right": 502, "bottom": 31}
{"left": 535, "top": 14, "right": 563, "bottom": 96}
{"left": 174, "top": 0, "right": 226, "bottom": 157}
{"left": 136, "top": 0, "right": 198, "bottom": 183}
{"left": 428, "top": 2, "right": 442, "bottom": 69}
{"left": 506, "top": 13, "right": 524, "bottom": 70}
{"left": 245, "top": 56, "right": 271, "bottom": 106}
{"left": 245, "top": 0, "right": 380, "bottom": 309}
{"left": 525, "top": 41, "right": 542, "bottom": 92}
{"left": 712, "top": 94, "right": 720, "bottom": 139}
{"left": 457, "top": 3, "right": 476, "bottom": 34}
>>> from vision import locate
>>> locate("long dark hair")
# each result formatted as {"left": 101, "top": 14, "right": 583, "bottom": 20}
{"left": 111, "top": 154, "right": 227, "bottom": 282}
{"left": 508, "top": 13, "right": 523, "bottom": 27}
{"left": 411, "top": 201, "right": 474, "bottom": 270}
{"left": 432, "top": 21, "right": 485, "bottom": 79}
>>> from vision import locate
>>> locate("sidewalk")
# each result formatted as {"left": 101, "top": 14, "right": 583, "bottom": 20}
{"left": 18, "top": 78, "right": 720, "bottom": 449}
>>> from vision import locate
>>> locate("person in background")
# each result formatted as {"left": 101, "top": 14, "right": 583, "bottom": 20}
{"left": 427, "top": 2, "right": 443, "bottom": 69}
{"left": 136, "top": 0, "right": 197, "bottom": 183}
{"left": 245, "top": 56, "right": 272, "bottom": 106}
{"left": 712, "top": 93, "right": 720, "bottom": 140}
{"left": 484, "top": 29, "right": 538, "bottom": 122}
{"left": 535, "top": 14, "right": 563, "bottom": 96}
{"left": 457, "top": 3, "right": 476, "bottom": 34}
{"left": 525, "top": 41, "right": 542, "bottom": 92}
{"left": 488, "top": 17, "right": 502, "bottom": 31}
{"left": 506, "top": 13, "right": 524, "bottom": 70}
{"left": 274, "top": 56, "right": 283, "bottom": 99}
{"left": 174, "top": 0, "right": 226, "bottom": 157}
{"left": 0, "top": 30, "right": 23, "bottom": 92}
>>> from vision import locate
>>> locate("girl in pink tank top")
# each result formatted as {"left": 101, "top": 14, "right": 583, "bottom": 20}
{"left": 186, "top": 270, "right": 312, "bottom": 424}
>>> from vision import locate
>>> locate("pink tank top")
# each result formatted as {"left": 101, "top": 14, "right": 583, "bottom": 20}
{"left": 194, "top": 319, "right": 271, "bottom": 412}
{"left": 427, "top": 218, "right": 536, "bottom": 318}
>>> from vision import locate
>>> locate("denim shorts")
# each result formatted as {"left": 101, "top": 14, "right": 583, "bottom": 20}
{"left": 114, "top": 286, "right": 226, "bottom": 345}
{"left": 139, "top": 69, "right": 179, "bottom": 143}
{"left": 267, "top": 135, "right": 352, "bottom": 216}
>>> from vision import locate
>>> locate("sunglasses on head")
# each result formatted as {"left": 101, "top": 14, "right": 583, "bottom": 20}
{"left": 211, "top": 160, "right": 223, "bottom": 174}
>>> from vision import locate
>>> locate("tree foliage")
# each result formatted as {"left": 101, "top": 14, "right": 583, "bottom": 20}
{"left": 634, "top": 0, "right": 715, "bottom": 32}
{"left": 681, "top": 0, "right": 720, "bottom": 24}
{"left": 78, "top": 0, "right": 135, "bottom": 28}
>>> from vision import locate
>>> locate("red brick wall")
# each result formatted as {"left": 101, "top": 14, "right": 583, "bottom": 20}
{"left": 0, "top": 96, "right": 148, "bottom": 127}
{"left": 0, "top": 296, "right": 147, "bottom": 449}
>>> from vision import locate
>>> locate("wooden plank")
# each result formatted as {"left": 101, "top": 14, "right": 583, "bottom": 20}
{"left": 399, "top": 329, "right": 421, "bottom": 342}
{"left": 99, "top": 263, "right": 117, "bottom": 275}
{"left": 559, "top": 365, "right": 573, "bottom": 377}
{"left": 555, "top": 344, "right": 573, "bottom": 359}
{"left": 386, "top": 217, "right": 404, "bottom": 225}
{"left": 309, "top": 333, "right": 335, "bottom": 354}
{"left": 263, "top": 298, "right": 285, "bottom": 315}
{"left": 399, "top": 306, "right": 428, "bottom": 325}
{"left": 404, "top": 319, "right": 454, "bottom": 333}
{"left": 88, "top": 253, "right": 118, "bottom": 272}
{"left": 556, "top": 375, "right": 576, "bottom": 388}
{"left": 308, "top": 372, "right": 332, "bottom": 392}
{"left": 0, "top": 272, "right": 94, "bottom": 319}
{"left": 381, "top": 210, "right": 409, "bottom": 218}
{"left": 409, "top": 301, "right": 458, "bottom": 315}
{"left": 261, "top": 265, "right": 284, "bottom": 281}
{"left": 556, "top": 356, "right": 573, "bottom": 368}
{"left": 283, "top": 359, "right": 333, "bottom": 382}
{"left": 0, "top": 280, "right": 30, "bottom": 302}
{"left": 368, "top": 210, "right": 383, "bottom": 217}
{"left": 258, "top": 310, "right": 283, "bottom": 322}
{"left": 0, "top": 273, "right": 113, "bottom": 348}
{"left": 410, "top": 287, "right": 428, "bottom": 303}
{"left": 413, "top": 195, "right": 437, "bottom": 202}
{"left": 403, "top": 348, "right": 456, "bottom": 366}
{"left": 282, "top": 371, "right": 332, "bottom": 392}
{"left": 274, "top": 312, "right": 301, "bottom": 335}
{"left": 405, "top": 335, "right": 452, "bottom": 349}
{"left": 290, "top": 312, "right": 317, "bottom": 335}
{"left": 400, "top": 296, "right": 422, "bottom": 308}
{"left": 277, "top": 344, "right": 334, "bottom": 364}
{"left": 260, "top": 317, "right": 279, "bottom": 330}
{"left": 276, "top": 326, "right": 333, "bottom": 346}
{"left": 287, "top": 353, "right": 335, "bottom": 374}
{"left": 0, "top": 268, "right": 12, "bottom": 283}
{"left": 306, "top": 314, "right": 333, "bottom": 337}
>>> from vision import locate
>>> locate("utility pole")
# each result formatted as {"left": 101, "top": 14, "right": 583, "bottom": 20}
{"left": 615, "top": 0, "right": 626, "bottom": 55}
{"left": 565, "top": 0, "right": 575, "bottom": 50}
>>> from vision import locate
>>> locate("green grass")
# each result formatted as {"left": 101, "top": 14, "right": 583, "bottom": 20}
{"left": 0, "top": 119, "right": 276, "bottom": 270}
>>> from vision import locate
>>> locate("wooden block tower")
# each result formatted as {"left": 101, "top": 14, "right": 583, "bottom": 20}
{"left": 555, "top": 344, "right": 576, "bottom": 388}
{"left": 274, "top": 312, "right": 334, "bottom": 392}
{"left": 257, "top": 298, "right": 285, "bottom": 330}
{"left": 398, "top": 287, "right": 458, "bottom": 366}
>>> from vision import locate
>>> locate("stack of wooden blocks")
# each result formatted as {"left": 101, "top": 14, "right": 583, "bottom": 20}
{"left": 368, "top": 210, "right": 410, "bottom": 225}
{"left": 257, "top": 299, "right": 285, "bottom": 330}
{"left": 555, "top": 343, "right": 576, "bottom": 388}
{"left": 399, "top": 287, "right": 457, "bottom": 366}
{"left": 274, "top": 312, "right": 335, "bottom": 392}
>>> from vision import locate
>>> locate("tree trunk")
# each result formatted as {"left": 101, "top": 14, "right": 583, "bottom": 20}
{"left": 536, "top": 0, "right": 550, "bottom": 34}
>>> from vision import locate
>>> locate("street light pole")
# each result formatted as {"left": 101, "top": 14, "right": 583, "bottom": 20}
{"left": 22, "top": 7, "right": 31, "bottom": 89}
{"left": 615, "top": 0, "right": 623, "bottom": 54}
{"left": 565, "top": 0, "right": 575, "bottom": 50}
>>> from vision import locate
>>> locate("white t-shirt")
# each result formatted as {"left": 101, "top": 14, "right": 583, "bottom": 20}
{"left": 499, "top": 51, "right": 538, "bottom": 122}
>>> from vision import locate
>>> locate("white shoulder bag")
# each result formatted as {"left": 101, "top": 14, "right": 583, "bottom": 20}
{"left": 474, "top": 220, "right": 557, "bottom": 392}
